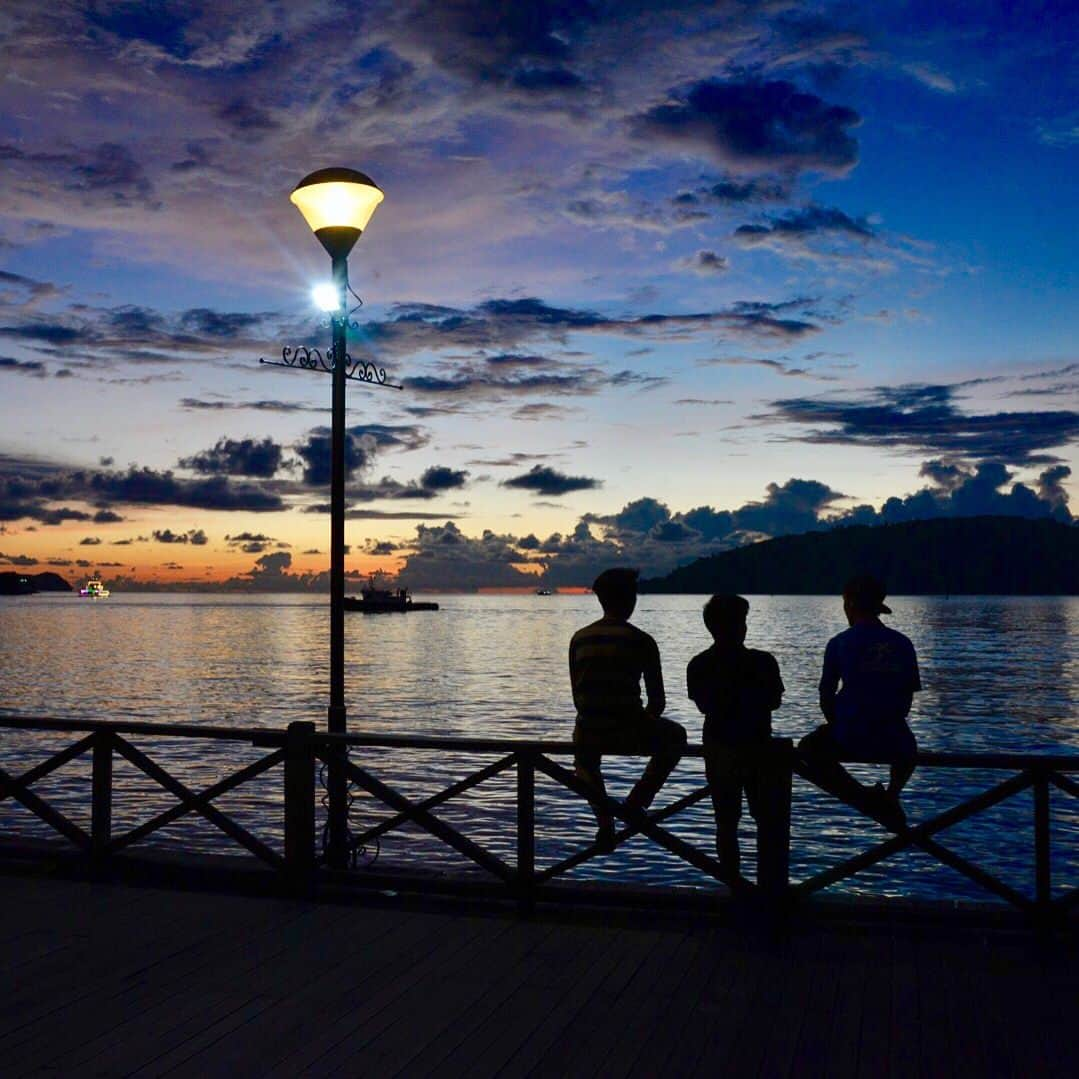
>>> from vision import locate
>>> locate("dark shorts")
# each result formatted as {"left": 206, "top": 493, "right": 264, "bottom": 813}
{"left": 573, "top": 715, "right": 687, "bottom": 761}
{"left": 800, "top": 721, "right": 917, "bottom": 761}
{"left": 703, "top": 737, "right": 773, "bottom": 823}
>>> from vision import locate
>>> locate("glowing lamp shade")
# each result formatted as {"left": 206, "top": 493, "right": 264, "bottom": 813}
{"left": 290, "top": 168, "right": 383, "bottom": 259}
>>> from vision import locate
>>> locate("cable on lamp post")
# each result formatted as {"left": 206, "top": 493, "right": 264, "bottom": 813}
{"left": 260, "top": 167, "right": 399, "bottom": 871}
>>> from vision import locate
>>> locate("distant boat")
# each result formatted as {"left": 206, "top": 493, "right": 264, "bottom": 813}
{"left": 344, "top": 579, "right": 437, "bottom": 614}
{"left": 535, "top": 587, "right": 553, "bottom": 595}
{"left": 79, "top": 577, "right": 110, "bottom": 598}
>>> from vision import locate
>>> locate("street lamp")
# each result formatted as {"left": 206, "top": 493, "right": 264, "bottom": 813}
{"left": 288, "top": 167, "right": 384, "bottom": 871}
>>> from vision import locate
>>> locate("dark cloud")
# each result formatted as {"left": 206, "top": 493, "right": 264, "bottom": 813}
{"left": 673, "top": 176, "right": 792, "bottom": 208}
{"left": 397, "top": 522, "right": 536, "bottom": 590}
{"left": 0, "top": 140, "right": 157, "bottom": 207}
{"left": 293, "top": 423, "right": 427, "bottom": 486}
{"left": 0, "top": 552, "right": 40, "bottom": 566}
{"left": 679, "top": 250, "right": 728, "bottom": 275}
{"left": 152, "top": 528, "right": 209, "bottom": 545}
{"left": 79, "top": 537, "right": 102, "bottom": 546}
{"left": 840, "top": 463, "right": 1073, "bottom": 527}
{"left": 633, "top": 79, "right": 860, "bottom": 175}
{"left": 179, "top": 437, "right": 284, "bottom": 478}
{"left": 365, "top": 295, "right": 823, "bottom": 371}
{"left": 761, "top": 383, "right": 1079, "bottom": 465}
{"left": 179, "top": 308, "right": 263, "bottom": 338}
{"left": 420, "top": 466, "right": 469, "bottom": 491}
{"left": 0, "top": 356, "right": 46, "bottom": 377}
{"left": 736, "top": 204, "right": 873, "bottom": 243}
{"left": 511, "top": 403, "right": 577, "bottom": 421}
{"left": 179, "top": 398, "right": 319, "bottom": 413}
{"left": 503, "top": 465, "right": 602, "bottom": 497}
{"left": 0, "top": 454, "right": 283, "bottom": 522}
{"left": 92, "top": 508, "right": 123, "bottom": 523}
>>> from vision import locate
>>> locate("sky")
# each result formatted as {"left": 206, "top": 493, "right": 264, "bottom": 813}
{"left": 0, "top": 0, "right": 1076, "bottom": 590}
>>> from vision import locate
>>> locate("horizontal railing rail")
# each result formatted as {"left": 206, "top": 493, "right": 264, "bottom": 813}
{"left": 0, "top": 714, "right": 1075, "bottom": 923}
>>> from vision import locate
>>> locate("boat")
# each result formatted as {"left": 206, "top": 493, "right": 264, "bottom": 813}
{"left": 344, "top": 579, "right": 438, "bottom": 613}
{"left": 535, "top": 587, "right": 553, "bottom": 595}
{"left": 79, "top": 577, "right": 110, "bottom": 598}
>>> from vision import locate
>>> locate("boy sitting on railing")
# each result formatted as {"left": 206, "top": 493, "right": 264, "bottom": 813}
{"left": 687, "top": 594, "right": 784, "bottom": 886}
{"left": 570, "top": 568, "right": 687, "bottom": 851}
{"left": 799, "top": 574, "right": 921, "bottom": 832}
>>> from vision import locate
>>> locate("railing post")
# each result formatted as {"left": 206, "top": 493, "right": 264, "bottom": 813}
{"left": 91, "top": 730, "right": 112, "bottom": 867}
{"left": 1034, "top": 767, "right": 1051, "bottom": 918}
{"left": 756, "top": 737, "right": 792, "bottom": 903}
{"left": 517, "top": 750, "right": 536, "bottom": 915}
{"left": 284, "top": 721, "right": 317, "bottom": 894}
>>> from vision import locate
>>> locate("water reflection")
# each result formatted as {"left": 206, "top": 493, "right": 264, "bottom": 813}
{"left": 0, "top": 592, "right": 1075, "bottom": 899}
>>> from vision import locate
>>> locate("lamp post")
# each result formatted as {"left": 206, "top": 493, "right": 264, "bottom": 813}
{"left": 288, "top": 168, "right": 384, "bottom": 870}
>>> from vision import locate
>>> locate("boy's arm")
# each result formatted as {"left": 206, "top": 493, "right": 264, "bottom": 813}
{"left": 767, "top": 654, "right": 784, "bottom": 712}
{"left": 818, "top": 639, "right": 839, "bottom": 723}
{"left": 643, "top": 637, "right": 666, "bottom": 719}
{"left": 568, "top": 637, "right": 583, "bottom": 714}
{"left": 686, "top": 655, "right": 709, "bottom": 715}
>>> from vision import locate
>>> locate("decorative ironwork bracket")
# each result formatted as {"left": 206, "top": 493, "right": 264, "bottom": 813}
{"left": 259, "top": 344, "right": 402, "bottom": 390}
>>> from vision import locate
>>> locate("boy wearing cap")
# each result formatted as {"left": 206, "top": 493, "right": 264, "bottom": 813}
{"left": 687, "top": 594, "right": 784, "bottom": 883}
{"left": 570, "top": 568, "right": 687, "bottom": 849}
{"left": 799, "top": 574, "right": 921, "bottom": 830}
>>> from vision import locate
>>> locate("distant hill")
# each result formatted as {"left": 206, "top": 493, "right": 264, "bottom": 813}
{"left": 0, "top": 571, "right": 73, "bottom": 595}
{"left": 640, "top": 516, "right": 1079, "bottom": 595}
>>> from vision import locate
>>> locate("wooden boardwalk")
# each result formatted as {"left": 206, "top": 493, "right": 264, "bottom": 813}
{"left": 0, "top": 873, "right": 1075, "bottom": 1078}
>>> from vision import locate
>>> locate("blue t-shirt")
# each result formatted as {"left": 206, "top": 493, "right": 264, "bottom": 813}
{"left": 820, "top": 621, "right": 921, "bottom": 747}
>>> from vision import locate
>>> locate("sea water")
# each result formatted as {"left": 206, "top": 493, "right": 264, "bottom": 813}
{"left": 1, "top": 592, "right": 1076, "bottom": 900}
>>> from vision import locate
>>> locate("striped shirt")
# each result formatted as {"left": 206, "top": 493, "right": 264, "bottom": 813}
{"left": 569, "top": 617, "right": 665, "bottom": 730}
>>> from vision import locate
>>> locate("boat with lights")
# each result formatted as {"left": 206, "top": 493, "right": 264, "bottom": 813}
{"left": 79, "top": 577, "right": 110, "bottom": 598}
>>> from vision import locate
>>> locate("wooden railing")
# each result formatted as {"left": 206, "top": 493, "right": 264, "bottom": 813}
{"left": 0, "top": 716, "right": 1076, "bottom": 924}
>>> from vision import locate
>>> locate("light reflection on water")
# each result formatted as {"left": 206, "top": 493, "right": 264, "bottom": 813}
{"left": 1, "top": 592, "right": 1076, "bottom": 901}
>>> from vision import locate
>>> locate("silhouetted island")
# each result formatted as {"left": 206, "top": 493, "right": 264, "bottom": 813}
{"left": 0, "top": 572, "right": 73, "bottom": 595}
{"left": 640, "top": 516, "right": 1079, "bottom": 596}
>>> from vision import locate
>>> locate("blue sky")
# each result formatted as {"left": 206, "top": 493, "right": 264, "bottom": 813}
{"left": 0, "top": 1, "right": 1076, "bottom": 588}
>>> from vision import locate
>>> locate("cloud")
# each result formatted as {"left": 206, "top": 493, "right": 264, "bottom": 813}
{"left": 152, "top": 528, "right": 209, "bottom": 545}
{"left": 92, "top": 508, "right": 124, "bottom": 523}
{"left": 179, "top": 437, "right": 284, "bottom": 478}
{"left": 0, "top": 140, "right": 158, "bottom": 208}
{"left": 632, "top": 79, "right": 860, "bottom": 175}
{"left": 0, "top": 453, "right": 283, "bottom": 522}
{"left": 293, "top": 423, "right": 427, "bottom": 487}
{"left": 0, "top": 355, "right": 46, "bottom": 377}
{"left": 760, "top": 383, "right": 1079, "bottom": 465}
{"left": 672, "top": 176, "right": 791, "bottom": 209}
{"left": 840, "top": 462, "right": 1073, "bottom": 526}
{"left": 420, "top": 466, "right": 469, "bottom": 491}
{"left": 365, "top": 295, "right": 824, "bottom": 373}
{"left": 79, "top": 537, "right": 102, "bottom": 546}
{"left": 678, "top": 250, "right": 729, "bottom": 275}
{"left": 0, "top": 552, "right": 40, "bottom": 566}
{"left": 700, "top": 355, "right": 836, "bottom": 380}
{"left": 502, "top": 465, "right": 602, "bottom": 497}
{"left": 179, "top": 398, "right": 319, "bottom": 413}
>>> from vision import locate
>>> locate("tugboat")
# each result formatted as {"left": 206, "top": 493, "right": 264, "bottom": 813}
{"left": 79, "top": 576, "right": 110, "bottom": 598}
{"left": 344, "top": 578, "right": 438, "bottom": 613}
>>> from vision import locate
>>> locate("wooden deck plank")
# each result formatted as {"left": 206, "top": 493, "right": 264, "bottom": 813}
{"left": 318, "top": 919, "right": 557, "bottom": 1077}
{"left": 264, "top": 914, "right": 509, "bottom": 1076}
{"left": 0, "top": 875, "right": 1075, "bottom": 1079}
{"left": 437, "top": 925, "right": 629, "bottom": 1077}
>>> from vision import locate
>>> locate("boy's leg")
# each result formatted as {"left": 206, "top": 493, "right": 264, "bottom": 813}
{"left": 706, "top": 749, "right": 743, "bottom": 879}
{"left": 797, "top": 725, "right": 869, "bottom": 806}
{"left": 626, "top": 717, "right": 687, "bottom": 811}
{"left": 573, "top": 727, "right": 614, "bottom": 845}
{"left": 886, "top": 725, "right": 918, "bottom": 797}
